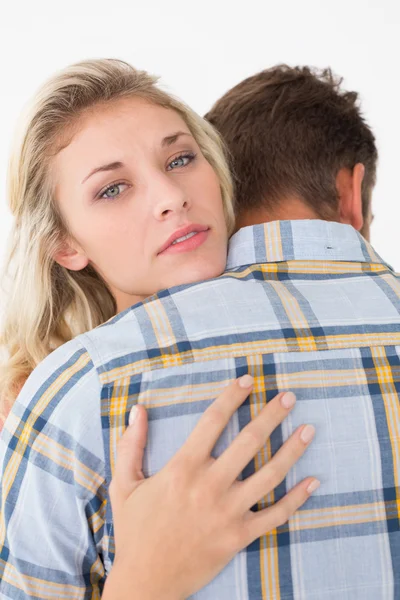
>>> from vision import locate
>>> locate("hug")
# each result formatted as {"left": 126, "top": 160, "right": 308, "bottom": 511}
{"left": 0, "top": 59, "right": 398, "bottom": 599}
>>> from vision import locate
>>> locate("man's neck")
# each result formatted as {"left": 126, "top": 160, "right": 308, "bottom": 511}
{"left": 235, "top": 198, "right": 325, "bottom": 231}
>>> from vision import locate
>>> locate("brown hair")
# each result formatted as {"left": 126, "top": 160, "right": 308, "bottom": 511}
{"left": 205, "top": 65, "right": 377, "bottom": 231}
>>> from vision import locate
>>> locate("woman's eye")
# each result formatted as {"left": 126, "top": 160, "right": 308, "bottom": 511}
{"left": 167, "top": 153, "right": 195, "bottom": 171}
{"left": 99, "top": 183, "right": 128, "bottom": 200}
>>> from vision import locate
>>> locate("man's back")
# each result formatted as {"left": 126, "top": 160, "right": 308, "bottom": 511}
{"left": 84, "top": 220, "right": 400, "bottom": 599}
{"left": 1, "top": 220, "right": 399, "bottom": 599}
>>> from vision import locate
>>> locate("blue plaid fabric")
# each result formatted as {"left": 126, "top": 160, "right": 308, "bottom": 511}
{"left": 1, "top": 220, "right": 399, "bottom": 599}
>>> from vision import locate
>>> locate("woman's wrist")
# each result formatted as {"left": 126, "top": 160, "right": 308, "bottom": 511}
{"left": 102, "top": 560, "right": 184, "bottom": 600}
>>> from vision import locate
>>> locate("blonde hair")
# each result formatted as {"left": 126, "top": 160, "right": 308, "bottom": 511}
{"left": 0, "top": 58, "right": 235, "bottom": 416}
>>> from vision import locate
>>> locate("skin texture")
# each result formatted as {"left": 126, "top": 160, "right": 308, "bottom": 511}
{"left": 53, "top": 98, "right": 228, "bottom": 312}
{"left": 236, "top": 165, "right": 367, "bottom": 237}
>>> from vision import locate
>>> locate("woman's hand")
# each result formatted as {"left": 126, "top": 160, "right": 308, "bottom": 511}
{"left": 102, "top": 375, "right": 319, "bottom": 600}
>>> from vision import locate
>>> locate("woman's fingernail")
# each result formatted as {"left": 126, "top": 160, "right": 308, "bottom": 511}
{"left": 300, "top": 424, "right": 315, "bottom": 444}
{"left": 280, "top": 391, "right": 296, "bottom": 409}
{"left": 307, "top": 479, "right": 320, "bottom": 494}
{"left": 129, "top": 406, "right": 138, "bottom": 426}
{"left": 239, "top": 374, "right": 254, "bottom": 388}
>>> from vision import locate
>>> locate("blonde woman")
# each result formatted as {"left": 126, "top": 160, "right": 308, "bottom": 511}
{"left": 0, "top": 60, "right": 317, "bottom": 599}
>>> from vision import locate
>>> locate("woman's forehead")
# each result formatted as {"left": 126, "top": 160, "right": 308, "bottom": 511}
{"left": 84, "top": 97, "right": 188, "bottom": 136}
{"left": 53, "top": 98, "right": 193, "bottom": 188}
{"left": 57, "top": 98, "right": 191, "bottom": 159}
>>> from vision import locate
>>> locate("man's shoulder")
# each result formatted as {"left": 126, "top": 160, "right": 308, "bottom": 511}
{"left": 18, "top": 336, "right": 95, "bottom": 401}
{"left": 80, "top": 270, "right": 259, "bottom": 367}
{"left": 81, "top": 259, "right": 400, "bottom": 374}
{"left": 9, "top": 336, "right": 103, "bottom": 456}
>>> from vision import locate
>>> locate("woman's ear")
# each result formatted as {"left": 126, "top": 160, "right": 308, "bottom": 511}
{"left": 54, "top": 239, "right": 89, "bottom": 271}
{"left": 337, "top": 163, "right": 365, "bottom": 231}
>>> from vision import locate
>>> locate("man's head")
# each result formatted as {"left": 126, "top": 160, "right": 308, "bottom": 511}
{"left": 205, "top": 65, "right": 378, "bottom": 239}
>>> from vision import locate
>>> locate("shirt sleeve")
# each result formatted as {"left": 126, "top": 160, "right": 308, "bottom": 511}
{"left": 0, "top": 337, "right": 107, "bottom": 599}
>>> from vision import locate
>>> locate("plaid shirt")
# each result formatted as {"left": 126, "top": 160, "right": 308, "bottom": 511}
{"left": 1, "top": 220, "right": 399, "bottom": 600}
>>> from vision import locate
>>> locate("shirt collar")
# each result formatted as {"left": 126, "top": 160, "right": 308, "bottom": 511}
{"left": 226, "top": 220, "right": 391, "bottom": 270}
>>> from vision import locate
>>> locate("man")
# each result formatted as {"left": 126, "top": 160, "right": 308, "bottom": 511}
{"left": 2, "top": 66, "right": 400, "bottom": 599}
{"left": 207, "top": 66, "right": 376, "bottom": 240}
{"left": 108, "top": 66, "right": 400, "bottom": 599}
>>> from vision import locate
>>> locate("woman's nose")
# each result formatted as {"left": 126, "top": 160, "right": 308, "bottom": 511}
{"left": 152, "top": 177, "right": 190, "bottom": 220}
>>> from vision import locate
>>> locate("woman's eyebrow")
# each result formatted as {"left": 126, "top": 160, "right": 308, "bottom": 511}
{"left": 81, "top": 132, "right": 192, "bottom": 184}
{"left": 81, "top": 161, "right": 124, "bottom": 184}
{"left": 161, "top": 131, "right": 192, "bottom": 147}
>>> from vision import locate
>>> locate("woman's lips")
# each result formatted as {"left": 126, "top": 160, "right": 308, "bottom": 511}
{"left": 158, "top": 229, "right": 209, "bottom": 255}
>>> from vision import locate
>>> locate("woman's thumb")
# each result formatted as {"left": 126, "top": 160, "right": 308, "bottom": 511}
{"left": 113, "top": 404, "right": 148, "bottom": 501}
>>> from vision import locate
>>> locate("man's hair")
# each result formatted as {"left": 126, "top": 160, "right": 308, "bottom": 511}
{"left": 205, "top": 65, "right": 378, "bottom": 227}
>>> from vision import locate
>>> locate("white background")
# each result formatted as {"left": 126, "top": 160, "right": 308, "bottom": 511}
{"left": 0, "top": 0, "right": 399, "bottom": 285}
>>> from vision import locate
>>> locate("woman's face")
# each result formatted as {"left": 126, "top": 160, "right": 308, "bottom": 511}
{"left": 53, "top": 97, "right": 228, "bottom": 312}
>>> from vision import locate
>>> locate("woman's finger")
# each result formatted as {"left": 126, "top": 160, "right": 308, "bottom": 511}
{"left": 109, "top": 404, "right": 148, "bottom": 510}
{"left": 242, "top": 476, "right": 320, "bottom": 546}
{"left": 210, "top": 391, "right": 296, "bottom": 486}
{"left": 237, "top": 424, "right": 315, "bottom": 512}
{"left": 180, "top": 375, "right": 254, "bottom": 463}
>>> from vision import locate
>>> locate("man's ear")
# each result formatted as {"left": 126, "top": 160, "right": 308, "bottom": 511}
{"left": 54, "top": 239, "right": 89, "bottom": 271}
{"left": 336, "top": 163, "right": 365, "bottom": 231}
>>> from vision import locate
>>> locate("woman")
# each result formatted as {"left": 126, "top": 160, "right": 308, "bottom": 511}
{"left": 0, "top": 59, "right": 318, "bottom": 598}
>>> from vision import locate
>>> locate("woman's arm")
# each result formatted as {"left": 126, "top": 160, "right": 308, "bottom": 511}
{"left": 102, "top": 375, "right": 318, "bottom": 600}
